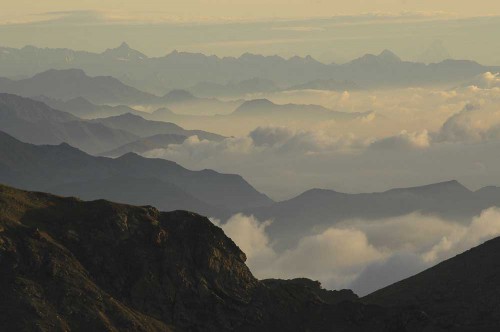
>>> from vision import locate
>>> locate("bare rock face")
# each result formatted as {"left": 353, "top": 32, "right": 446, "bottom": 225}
{"left": 0, "top": 184, "right": 258, "bottom": 331}
{"left": 0, "top": 184, "right": 433, "bottom": 331}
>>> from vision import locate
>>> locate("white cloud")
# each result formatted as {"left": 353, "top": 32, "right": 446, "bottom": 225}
{"left": 423, "top": 208, "right": 500, "bottom": 262}
{"left": 211, "top": 214, "right": 276, "bottom": 271}
{"left": 214, "top": 208, "right": 500, "bottom": 296}
{"left": 249, "top": 126, "right": 295, "bottom": 147}
{"left": 370, "top": 130, "right": 430, "bottom": 150}
{"left": 144, "top": 86, "right": 500, "bottom": 200}
{"left": 465, "top": 72, "right": 500, "bottom": 89}
{"left": 436, "top": 103, "right": 500, "bottom": 143}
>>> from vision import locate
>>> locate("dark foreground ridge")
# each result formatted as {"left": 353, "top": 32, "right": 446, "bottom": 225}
{"left": 0, "top": 183, "right": 427, "bottom": 331}
{"left": 2, "top": 183, "right": 500, "bottom": 331}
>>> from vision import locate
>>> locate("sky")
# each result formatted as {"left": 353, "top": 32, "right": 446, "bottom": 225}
{"left": 1, "top": 1, "right": 500, "bottom": 64}
{"left": 3, "top": 0, "right": 500, "bottom": 21}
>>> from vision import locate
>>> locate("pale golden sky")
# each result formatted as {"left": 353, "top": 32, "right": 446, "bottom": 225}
{"left": 2, "top": 0, "right": 500, "bottom": 64}
{"left": 3, "top": 0, "right": 500, "bottom": 22}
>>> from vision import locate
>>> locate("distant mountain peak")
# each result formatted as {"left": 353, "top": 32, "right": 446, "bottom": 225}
{"left": 153, "top": 107, "right": 175, "bottom": 115}
{"left": 386, "top": 180, "right": 471, "bottom": 195}
{"left": 33, "top": 68, "right": 87, "bottom": 80}
{"left": 163, "top": 89, "right": 195, "bottom": 102}
{"left": 350, "top": 49, "right": 402, "bottom": 66}
{"left": 117, "top": 151, "right": 142, "bottom": 159}
{"left": 378, "top": 49, "right": 401, "bottom": 62}
{"left": 110, "top": 112, "right": 144, "bottom": 119}
{"left": 232, "top": 99, "right": 278, "bottom": 116}
{"left": 243, "top": 98, "right": 275, "bottom": 107}
{"left": 102, "top": 42, "right": 147, "bottom": 60}
{"left": 118, "top": 41, "right": 130, "bottom": 49}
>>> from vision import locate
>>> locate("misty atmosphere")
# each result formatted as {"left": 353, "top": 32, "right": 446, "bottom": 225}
{"left": 2, "top": 1, "right": 500, "bottom": 331}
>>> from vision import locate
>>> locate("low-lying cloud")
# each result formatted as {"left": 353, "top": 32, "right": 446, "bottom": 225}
{"left": 213, "top": 208, "right": 500, "bottom": 296}
{"left": 144, "top": 83, "right": 500, "bottom": 199}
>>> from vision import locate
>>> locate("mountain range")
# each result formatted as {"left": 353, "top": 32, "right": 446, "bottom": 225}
{"left": 0, "top": 130, "right": 272, "bottom": 215}
{"left": 0, "top": 93, "right": 223, "bottom": 154}
{"left": 90, "top": 113, "right": 225, "bottom": 141}
{"left": 3, "top": 123, "right": 500, "bottom": 253}
{"left": 1, "top": 44, "right": 498, "bottom": 94}
{"left": 33, "top": 95, "right": 148, "bottom": 119}
{"left": 0, "top": 69, "right": 243, "bottom": 116}
{"left": 0, "top": 93, "right": 138, "bottom": 154}
{"left": 148, "top": 98, "right": 372, "bottom": 135}
{"left": 0, "top": 68, "right": 155, "bottom": 104}
{"left": 3, "top": 183, "right": 500, "bottom": 330}
{"left": 246, "top": 180, "right": 500, "bottom": 249}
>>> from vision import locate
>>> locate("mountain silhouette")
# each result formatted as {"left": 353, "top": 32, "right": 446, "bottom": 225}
{"left": 0, "top": 131, "right": 272, "bottom": 213}
{"left": 247, "top": 180, "right": 500, "bottom": 249}
{"left": 0, "top": 69, "right": 156, "bottom": 104}
{"left": 1, "top": 44, "right": 497, "bottom": 93}
{"left": 0, "top": 93, "right": 138, "bottom": 154}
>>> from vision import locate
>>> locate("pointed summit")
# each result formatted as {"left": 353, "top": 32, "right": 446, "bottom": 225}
{"left": 118, "top": 41, "right": 130, "bottom": 49}
{"left": 102, "top": 42, "right": 147, "bottom": 60}
{"left": 162, "top": 89, "right": 195, "bottom": 103}
{"left": 349, "top": 49, "right": 401, "bottom": 66}
{"left": 378, "top": 49, "right": 401, "bottom": 63}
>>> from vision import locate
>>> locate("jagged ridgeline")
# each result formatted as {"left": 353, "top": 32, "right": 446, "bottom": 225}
{"left": 3, "top": 183, "right": 500, "bottom": 331}
{"left": 0, "top": 184, "right": 385, "bottom": 332}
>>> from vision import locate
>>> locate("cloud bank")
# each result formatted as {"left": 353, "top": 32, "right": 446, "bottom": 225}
{"left": 144, "top": 83, "right": 500, "bottom": 199}
{"left": 213, "top": 208, "right": 500, "bottom": 296}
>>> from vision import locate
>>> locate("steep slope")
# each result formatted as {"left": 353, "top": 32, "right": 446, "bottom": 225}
{"left": 0, "top": 131, "right": 273, "bottom": 213}
{"left": 0, "top": 184, "right": 435, "bottom": 331}
{"left": 364, "top": 236, "right": 500, "bottom": 329}
{"left": 0, "top": 184, "right": 253, "bottom": 331}
{"left": 0, "top": 94, "right": 138, "bottom": 154}
{"left": 34, "top": 95, "right": 148, "bottom": 119}
{"left": 91, "top": 113, "right": 225, "bottom": 141}
{"left": 101, "top": 42, "right": 147, "bottom": 61}
{"left": 47, "top": 176, "right": 223, "bottom": 217}
{"left": 0, "top": 69, "right": 156, "bottom": 104}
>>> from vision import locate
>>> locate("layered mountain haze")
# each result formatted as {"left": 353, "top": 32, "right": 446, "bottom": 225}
{"left": 100, "top": 134, "right": 188, "bottom": 157}
{"left": 189, "top": 78, "right": 279, "bottom": 98}
{"left": 148, "top": 98, "right": 371, "bottom": 136}
{"left": 0, "top": 93, "right": 138, "bottom": 154}
{"left": 0, "top": 93, "right": 226, "bottom": 155}
{"left": 2, "top": 9, "right": 500, "bottom": 328}
{"left": 34, "top": 95, "right": 148, "bottom": 119}
{"left": 0, "top": 131, "right": 272, "bottom": 214}
{"left": 232, "top": 98, "right": 367, "bottom": 120}
{"left": 156, "top": 89, "right": 242, "bottom": 115}
{"left": 0, "top": 44, "right": 498, "bottom": 94}
{"left": 90, "top": 113, "right": 225, "bottom": 142}
{"left": 0, "top": 69, "right": 156, "bottom": 104}
{"left": 246, "top": 180, "right": 500, "bottom": 249}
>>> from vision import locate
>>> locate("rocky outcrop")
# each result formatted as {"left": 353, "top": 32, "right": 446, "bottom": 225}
{"left": 0, "top": 184, "right": 438, "bottom": 331}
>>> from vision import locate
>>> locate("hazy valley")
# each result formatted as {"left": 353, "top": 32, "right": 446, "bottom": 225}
{"left": 2, "top": 5, "right": 500, "bottom": 329}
